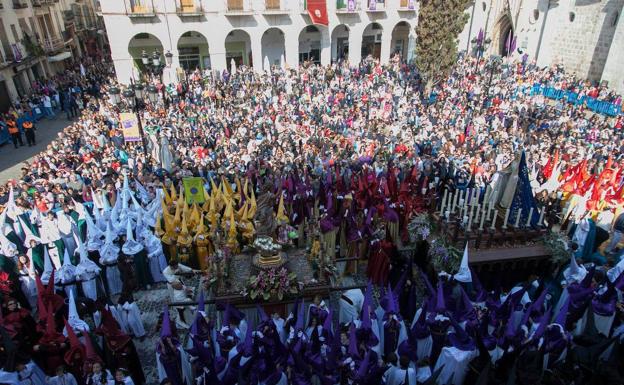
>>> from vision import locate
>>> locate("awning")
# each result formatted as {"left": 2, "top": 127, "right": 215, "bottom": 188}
{"left": 47, "top": 51, "right": 72, "bottom": 62}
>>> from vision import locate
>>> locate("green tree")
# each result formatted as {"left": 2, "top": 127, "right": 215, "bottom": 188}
{"left": 416, "top": 0, "right": 471, "bottom": 92}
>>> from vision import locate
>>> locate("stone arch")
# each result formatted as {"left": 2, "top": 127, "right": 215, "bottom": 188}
{"left": 225, "top": 29, "right": 252, "bottom": 70}
{"left": 390, "top": 21, "right": 411, "bottom": 61}
{"left": 492, "top": 14, "right": 514, "bottom": 56}
{"left": 299, "top": 25, "right": 322, "bottom": 64}
{"left": 331, "top": 24, "right": 350, "bottom": 62}
{"left": 261, "top": 27, "right": 286, "bottom": 69}
{"left": 362, "top": 22, "right": 383, "bottom": 59}
{"left": 128, "top": 33, "right": 164, "bottom": 73}
{"left": 176, "top": 31, "right": 210, "bottom": 71}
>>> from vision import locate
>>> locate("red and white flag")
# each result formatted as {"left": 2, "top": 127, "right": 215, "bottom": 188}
{"left": 307, "top": 0, "right": 329, "bottom": 26}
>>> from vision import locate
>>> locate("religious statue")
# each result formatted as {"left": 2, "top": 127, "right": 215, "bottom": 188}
{"left": 254, "top": 183, "right": 277, "bottom": 238}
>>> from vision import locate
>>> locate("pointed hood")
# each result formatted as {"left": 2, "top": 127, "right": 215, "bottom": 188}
{"left": 99, "top": 221, "right": 120, "bottom": 264}
{"left": 242, "top": 318, "right": 254, "bottom": 356}
{"left": 18, "top": 216, "right": 41, "bottom": 247}
{"left": 355, "top": 351, "right": 370, "bottom": 380}
{"left": 361, "top": 281, "right": 373, "bottom": 330}
{"left": 411, "top": 302, "right": 430, "bottom": 339}
{"left": 454, "top": 243, "right": 472, "bottom": 283}
{"left": 197, "top": 291, "right": 205, "bottom": 313}
{"left": 160, "top": 306, "right": 173, "bottom": 339}
{"left": 257, "top": 304, "right": 269, "bottom": 324}
{"left": 57, "top": 247, "right": 76, "bottom": 284}
{"left": 41, "top": 246, "right": 54, "bottom": 284}
{"left": 122, "top": 218, "right": 143, "bottom": 255}
{"left": 63, "top": 318, "right": 85, "bottom": 365}
{"left": 295, "top": 299, "right": 305, "bottom": 332}
{"left": 606, "top": 256, "right": 624, "bottom": 285}
{"left": 435, "top": 280, "right": 446, "bottom": 314}
{"left": 563, "top": 255, "right": 587, "bottom": 284}
{"left": 67, "top": 290, "right": 89, "bottom": 332}
{"left": 39, "top": 304, "right": 65, "bottom": 345}
{"left": 448, "top": 315, "right": 476, "bottom": 351}
{"left": 83, "top": 328, "right": 103, "bottom": 368}
{"left": 553, "top": 297, "right": 570, "bottom": 331}
{"left": 347, "top": 322, "right": 359, "bottom": 359}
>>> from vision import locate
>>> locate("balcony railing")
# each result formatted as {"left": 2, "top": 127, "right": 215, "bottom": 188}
{"left": 43, "top": 36, "right": 65, "bottom": 53}
{"left": 336, "top": 0, "right": 360, "bottom": 12}
{"left": 225, "top": 0, "right": 252, "bottom": 14}
{"left": 12, "top": 1, "right": 29, "bottom": 9}
{"left": 127, "top": 0, "right": 156, "bottom": 17}
{"left": 177, "top": 0, "right": 203, "bottom": 16}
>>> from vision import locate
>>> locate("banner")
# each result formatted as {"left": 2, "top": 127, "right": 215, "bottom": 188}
{"left": 183, "top": 177, "right": 206, "bottom": 204}
{"left": 119, "top": 112, "right": 141, "bottom": 142}
{"left": 348, "top": 0, "right": 355, "bottom": 11}
{"left": 307, "top": 0, "right": 328, "bottom": 26}
{"left": 368, "top": 0, "right": 376, "bottom": 10}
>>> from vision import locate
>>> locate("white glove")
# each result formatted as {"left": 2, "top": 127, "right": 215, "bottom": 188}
{"left": 297, "top": 331, "right": 303, "bottom": 338}
{"left": 226, "top": 336, "right": 234, "bottom": 341}
{"left": 220, "top": 326, "right": 229, "bottom": 333}
{"left": 344, "top": 357, "right": 353, "bottom": 365}
{"left": 317, "top": 325, "right": 323, "bottom": 333}
{"left": 286, "top": 313, "right": 294, "bottom": 322}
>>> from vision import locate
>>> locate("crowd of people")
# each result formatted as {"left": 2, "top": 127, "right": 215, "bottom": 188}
{"left": 0, "top": 51, "right": 623, "bottom": 385}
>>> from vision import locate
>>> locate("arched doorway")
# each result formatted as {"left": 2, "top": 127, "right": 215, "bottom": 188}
{"left": 299, "top": 25, "right": 321, "bottom": 65}
{"left": 177, "top": 31, "right": 210, "bottom": 71}
{"left": 331, "top": 24, "right": 350, "bottom": 62}
{"left": 361, "top": 22, "right": 383, "bottom": 59}
{"left": 493, "top": 14, "right": 514, "bottom": 56}
{"left": 128, "top": 33, "right": 164, "bottom": 74}
{"left": 261, "top": 28, "right": 285, "bottom": 69}
{"left": 390, "top": 21, "right": 410, "bottom": 61}
{"left": 225, "top": 29, "right": 252, "bottom": 70}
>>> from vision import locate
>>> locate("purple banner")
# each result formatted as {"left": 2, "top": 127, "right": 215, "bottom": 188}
{"left": 408, "top": 0, "right": 414, "bottom": 9}
{"left": 348, "top": 0, "right": 355, "bottom": 11}
{"left": 369, "top": 0, "right": 376, "bottom": 10}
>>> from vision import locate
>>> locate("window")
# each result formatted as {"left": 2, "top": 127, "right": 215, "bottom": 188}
{"left": 531, "top": 9, "right": 539, "bottom": 23}
{"left": 482, "top": 2, "right": 486, "bottom": 11}
{"left": 569, "top": 12, "right": 575, "bottom": 22}
{"left": 10, "top": 24, "right": 19, "bottom": 42}
{"left": 612, "top": 11, "right": 619, "bottom": 27}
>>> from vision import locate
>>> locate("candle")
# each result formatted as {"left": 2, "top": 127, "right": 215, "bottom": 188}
{"left": 434, "top": 176, "right": 439, "bottom": 184}
{"left": 468, "top": 209, "right": 473, "bottom": 230}
{"left": 487, "top": 200, "right": 494, "bottom": 220}
{"left": 526, "top": 207, "right": 534, "bottom": 227}
{"left": 475, "top": 204, "right": 481, "bottom": 225}
{"left": 459, "top": 198, "right": 465, "bottom": 208}
{"left": 538, "top": 210, "right": 545, "bottom": 226}
{"left": 463, "top": 215, "right": 469, "bottom": 225}
{"left": 440, "top": 189, "right": 448, "bottom": 214}
{"left": 445, "top": 210, "right": 450, "bottom": 220}
{"left": 514, "top": 208, "right": 522, "bottom": 228}
{"left": 479, "top": 205, "right": 486, "bottom": 230}
{"left": 422, "top": 187, "right": 427, "bottom": 195}
{"left": 503, "top": 208, "right": 510, "bottom": 229}
{"left": 452, "top": 192, "right": 458, "bottom": 213}
{"left": 490, "top": 210, "right": 497, "bottom": 229}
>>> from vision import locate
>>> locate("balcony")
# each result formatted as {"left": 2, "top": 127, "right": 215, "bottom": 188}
{"left": 12, "top": 1, "right": 29, "bottom": 9}
{"left": 43, "top": 36, "right": 65, "bottom": 53}
{"left": 177, "top": 0, "right": 203, "bottom": 16}
{"left": 397, "top": 0, "right": 415, "bottom": 11}
{"left": 127, "top": 0, "right": 156, "bottom": 17}
{"left": 335, "top": 0, "right": 360, "bottom": 13}
{"left": 263, "top": 0, "right": 288, "bottom": 14}
{"left": 225, "top": 0, "right": 253, "bottom": 15}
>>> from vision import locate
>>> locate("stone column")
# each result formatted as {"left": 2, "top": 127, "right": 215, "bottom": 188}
{"left": 348, "top": 28, "right": 363, "bottom": 65}
{"left": 380, "top": 28, "right": 392, "bottom": 64}
{"left": 251, "top": 33, "right": 263, "bottom": 72}
{"left": 284, "top": 28, "right": 299, "bottom": 68}
{"left": 407, "top": 31, "right": 416, "bottom": 62}
{"left": 320, "top": 27, "right": 331, "bottom": 66}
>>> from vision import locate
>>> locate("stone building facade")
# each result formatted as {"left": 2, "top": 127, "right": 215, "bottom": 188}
{"left": 459, "top": 0, "right": 624, "bottom": 93}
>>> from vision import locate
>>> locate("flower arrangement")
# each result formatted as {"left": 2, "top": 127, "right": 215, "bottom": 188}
{"left": 245, "top": 267, "right": 301, "bottom": 301}
{"left": 407, "top": 213, "right": 432, "bottom": 243}
{"left": 542, "top": 232, "right": 570, "bottom": 266}
{"left": 429, "top": 238, "right": 462, "bottom": 274}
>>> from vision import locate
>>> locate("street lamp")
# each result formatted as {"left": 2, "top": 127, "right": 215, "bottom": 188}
{"left": 147, "top": 84, "right": 159, "bottom": 104}
{"left": 133, "top": 83, "right": 145, "bottom": 99}
{"left": 484, "top": 55, "right": 503, "bottom": 109}
{"left": 152, "top": 51, "right": 161, "bottom": 67}
{"left": 165, "top": 51, "right": 173, "bottom": 67}
{"left": 109, "top": 86, "right": 121, "bottom": 105}
{"left": 471, "top": 29, "right": 492, "bottom": 72}
{"left": 141, "top": 50, "right": 149, "bottom": 66}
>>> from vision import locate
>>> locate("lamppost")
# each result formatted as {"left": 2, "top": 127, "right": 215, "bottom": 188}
{"left": 471, "top": 29, "right": 492, "bottom": 73}
{"left": 484, "top": 56, "right": 503, "bottom": 127}
{"left": 140, "top": 49, "right": 173, "bottom": 106}
{"left": 108, "top": 83, "right": 159, "bottom": 162}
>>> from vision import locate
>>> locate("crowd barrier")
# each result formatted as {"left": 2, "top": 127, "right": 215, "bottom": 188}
{"left": 530, "top": 85, "right": 623, "bottom": 117}
{"left": 0, "top": 104, "right": 45, "bottom": 146}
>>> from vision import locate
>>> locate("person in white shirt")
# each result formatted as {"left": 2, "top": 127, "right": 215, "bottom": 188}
{"left": 43, "top": 94, "right": 55, "bottom": 119}
{"left": 162, "top": 259, "right": 200, "bottom": 328}
{"left": 48, "top": 366, "right": 78, "bottom": 385}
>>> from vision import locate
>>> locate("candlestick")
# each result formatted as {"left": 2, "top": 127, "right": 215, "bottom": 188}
{"left": 490, "top": 209, "right": 498, "bottom": 229}
{"left": 514, "top": 208, "right": 522, "bottom": 228}
{"left": 463, "top": 215, "right": 469, "bottom": 225}
{"left": 502, "top": 208, "right": 510, "bottom": 229}
{"left": 452, "top": 192, "right": 458, "bottom": 214}
{"left": 445, "top": 210, "right": 450, "bottom": 220}
{"left": 475, "top": 204, "right": 481, "bottom": 225}
{"left": 526, "top": 207, "right": 534, "bottom": 227}
{"left": 538, "top": 210, "right": 545, "bottom": 226}
{"left": 468, "top": 209, "right": 473, "bottom": 230}
{"left": 479, "top": 205, "right": 486, "bottom": 230}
